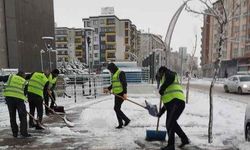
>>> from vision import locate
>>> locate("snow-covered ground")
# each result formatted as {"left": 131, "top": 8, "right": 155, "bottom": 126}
{"left": 0, "top": 81, "right": 250, "bottom": 149}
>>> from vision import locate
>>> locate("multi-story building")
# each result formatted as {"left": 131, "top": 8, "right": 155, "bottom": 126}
{"left": 139, "top": 33, "right": 166, "bottom": 66}
{"left": 0, "top": 0, "right": 55, "bottom": 72}
{"left": 82, "top": 15, "right": 140, "bottom": 67}
{"left": 55, "top": 27, "right": 84, "bottom": 66}
{"left": 201, "top": 0, "right": 250, "bottom": 77}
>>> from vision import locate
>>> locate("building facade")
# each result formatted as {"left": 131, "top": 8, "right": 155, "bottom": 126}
{"left": 55, "top": 27, "right": 85, "bottom": 67}
{"left": 139, "top": 33, "right": 166, "bottom": 67}
{"left": 201, "top": 0, "right": 250, "bottom": 77}
{"left": 82, "top": 15, "right": 140, "bottom": 67}
{"left": 0, "top": 0, "right": 55, "bottom": 72}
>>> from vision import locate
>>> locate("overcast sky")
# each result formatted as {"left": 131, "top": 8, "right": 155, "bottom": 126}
{"left": 54, "top": 0, "right": 204, "bottom": 61}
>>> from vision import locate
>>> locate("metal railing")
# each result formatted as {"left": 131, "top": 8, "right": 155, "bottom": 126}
{"left": 0, "top": 69, "right": 150, "bottom": 103}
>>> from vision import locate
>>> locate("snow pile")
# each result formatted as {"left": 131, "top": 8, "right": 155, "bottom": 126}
{"left": 49, "top": 127, "right": 80, "bottom": 136}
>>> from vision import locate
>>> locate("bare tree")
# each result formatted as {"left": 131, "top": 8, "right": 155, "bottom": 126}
{"left": 186, "top": 34, "right": 197, "bottom": 104}
{"left": 185, "top": 0, "right": 240, "bottom": 143}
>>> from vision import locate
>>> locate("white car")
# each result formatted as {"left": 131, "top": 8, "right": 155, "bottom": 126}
{"left": 245, "top": 103, "right": 250, "bottom": 141}
{"left": 223, "top": 75, "right": 250, "bottom": 94}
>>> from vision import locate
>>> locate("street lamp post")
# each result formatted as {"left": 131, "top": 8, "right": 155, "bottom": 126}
{"left": 42, "top": 36, "right": 54, "bottom": 71}
{"left": 40, "top": 49, "right": 45, "bottom": 72}
{"left": 83, "top": 27, "right": 94, "bottom": 96}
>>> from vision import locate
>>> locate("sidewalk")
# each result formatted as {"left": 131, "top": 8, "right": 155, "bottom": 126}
{"left": 0, "top": 83, "right": 249, "bottom": 149}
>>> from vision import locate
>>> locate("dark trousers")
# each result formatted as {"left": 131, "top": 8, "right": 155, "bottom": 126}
{"left": 44, "top": 90, "right": 55, "bottom": 114}
{"left": 165, "top": 99, "right": 189, "bottom": 146}
{"left": 28, "top": 93, "right": 43, "bottom": 126}
{"left": 114, "top": 94, "right": 130, "bottom": 126}
{"left": 5, "top": 97, "right": 28, "bottom": 136}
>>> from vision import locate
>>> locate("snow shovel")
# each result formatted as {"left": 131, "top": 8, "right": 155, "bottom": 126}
{"left": 21, "top": 102, "right": 46, "bottom": 129}
{"left": 26, "top": 111, "right": 47, "bottom": 130}
{"left": 43, "top": 102, "right": 74, "bottom": 127}
{"left": 64, "top": 92, "right": 71, "bottom": 98}
{"left": 112, "top": 93, "right": 158, "bottom": 117}
{"left": 48, "top": 91, "right": 65, "bottom": 114}
{"left": 146, "top": 98, "right": 167, "bottom": 141}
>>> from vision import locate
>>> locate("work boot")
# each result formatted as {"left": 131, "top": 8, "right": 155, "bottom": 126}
{"left": 161, "top": 145, "right": 175, "bottom": 150}
{"left": 35, "top": 123, "right": 45, "bottom": 130}
{"left": 20, "top": 133, "right": 31, "bottom": 138}
{"left": 29, "top": 123, "right": 36, "bottom": 128}
{"left": 124, "top": 120, "right": 130, "bottom": 126}
{"left": 13, "top": 133, "right": 18, "bottom": 138}
{"left": 179, "top": 139, "right": 190, "bottom": 148}
{"left": 115, "top": 125, "right": 123, "bottom": 129}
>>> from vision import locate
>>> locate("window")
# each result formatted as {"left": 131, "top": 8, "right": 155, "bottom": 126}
{"left": 106, "top": 44, "right": 115, "bottom": 50}
{"left": 233, "top": 77, "right": 238, "bottom": 81}
{"left": 93, "top": 20, "right": 98, "bottom": 25}
{"left": 100, "top": 19, "right": 105, "bottom": 24}
{"left": 106, "top": 18, "right": 115, "bottom": 25}
{"left": 101, "top": 45, "right": 106, "bottom": 49}
{"left": 107, "top": 35, "right": 115, "bottom": 42}
{"left": 95, "top": 28, "right": 98, "bottom": 33}
{"left": 94, "top": 45, "right": 99, "bottom": 50}
{"left": 101, "top": 36, "right": 105, "bottom": 41}
{"left": 125, "top": 22, "right": 129, "bottom": 28}
{"left": 107, "top": 52, "right": 115, "bottom": 58}
{"left": 125, "top": 38, "right": 129, "bottom": 44}
{"left": 94, "top": 53, "right": 98, "bottom": 57}
{"left": 125, "top": 30, "right": 128, "bottom": 36}
{"left": 75, "top": 38, "right": 81, "bottom": 43}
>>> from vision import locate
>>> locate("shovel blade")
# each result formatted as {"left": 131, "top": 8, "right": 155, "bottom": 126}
{"left": 53, "top": 106, "right": 65, "bottom": 114}
{"left": 145, "top": 100, "right": 158, "bottom": 117}
{"left": 146, "top": 129, "right": 167, "bottom": 141}
{"left": 63, "top": 116, "right": 75, "bottom": 127}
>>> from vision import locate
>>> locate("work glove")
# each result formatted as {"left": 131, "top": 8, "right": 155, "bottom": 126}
{"left": 157, "top": 106, "right": 166, "bottom": 118}
{"left": 156, "top": 112, "right": 163, "bottom": 118}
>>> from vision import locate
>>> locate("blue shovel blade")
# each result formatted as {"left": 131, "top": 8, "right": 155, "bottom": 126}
{"left": 146, "top": 129, "right": 167, "bottom": 141}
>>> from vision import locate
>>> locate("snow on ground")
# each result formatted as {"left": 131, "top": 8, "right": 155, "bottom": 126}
{"left": 0, "top": 82, "right": 250, "bottom": 149}
{"left": 78, "top": 86, "right": 250, "bottom": 149}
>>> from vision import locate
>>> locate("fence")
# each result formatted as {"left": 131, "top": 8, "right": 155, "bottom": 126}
{"left": 0, "top": 69, "right": 150, "bottom": 103}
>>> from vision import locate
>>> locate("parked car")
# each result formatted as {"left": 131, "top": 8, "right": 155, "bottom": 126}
{"left": 223, "top": 75, "right": 250, "bottom": 94}
{"left": 245, "top": 103, "right": 250, "bottom": 141}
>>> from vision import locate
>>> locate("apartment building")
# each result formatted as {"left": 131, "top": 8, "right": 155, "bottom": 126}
{"left": 55, "top": 27, "right": 84, "bottom": 66}
{"left": 201, "top": 0, "right": 250, "bottom": 77}
{"left": 82, "top": 15, "right": 140, "bottom": 67}
{"left": 139, "top": 33, "right": 166, "bottom": 66}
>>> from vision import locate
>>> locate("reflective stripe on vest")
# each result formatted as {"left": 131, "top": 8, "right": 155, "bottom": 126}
{"left": 161, "top": 74, "right": 185, "bottom": 104}
{"left": 28, "top": 72, "right": 48, "bottom": 98}
{"left": 48, "top": 73, "right": 57, "bottom": 88}
{"left": 112, "top": 70, "right": 123, "bottom": 94}
{"left": 3, "top": 74, "right": 27, "bottom": 101}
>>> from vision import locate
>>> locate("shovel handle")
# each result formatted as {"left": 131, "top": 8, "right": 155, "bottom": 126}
{"left": 48, "top": 90, "right": 58, "bottom": 107}
{"left": 43, "top": 102, "right": 64, "bottom": 120}
{"left": 156, "top": 98, "right": 162, "bottom": 131}
{"left": 112, "top": 93, "right": 146, "bottom": 109}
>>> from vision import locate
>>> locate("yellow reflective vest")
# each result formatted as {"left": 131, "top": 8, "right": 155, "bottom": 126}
{"left": 161, "top": 74, "right": 185, "bottom": 104}
{"left": 28, "top": 72, "right": 48, "bottom": 98}
{"left": 112, "top": 70, "right": 123, "bottom": 94}
{"left": 48, "top": 73, "right": 57, "bottom": 89}
{"left": 3, "top": 74, "right": 27, "bottom": 101}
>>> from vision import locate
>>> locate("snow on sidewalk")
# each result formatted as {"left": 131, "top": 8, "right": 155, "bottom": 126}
{"left": 78, "top": 87, "right": 250, "bottom": 149}
{"left": 0, "top": 83, "right": 250, "bottom": 149}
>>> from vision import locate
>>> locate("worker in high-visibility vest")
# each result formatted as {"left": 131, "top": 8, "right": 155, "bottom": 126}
{"left": 26, "top": 72, "right": 49, "bottom": 129}
{"left": 44, "top": 69, "right": 59, "bottom": 115}
{"left": 0, "top": 71, "right": 31, "bottom": 138}
{"left": 104, "top": 63, "right": 130, "bottom": 129}
{"left": 156, "top": 66, "right": 189, "bottom": 150}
